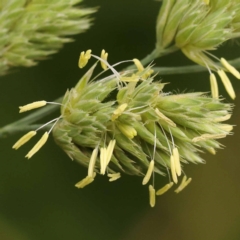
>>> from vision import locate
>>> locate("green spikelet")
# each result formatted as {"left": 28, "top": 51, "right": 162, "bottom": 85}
{"left": 0, "top": 0, "right": 96, "bottom": 75}
{"left": 52, "top": 60, "right": 233, "bottom": 179}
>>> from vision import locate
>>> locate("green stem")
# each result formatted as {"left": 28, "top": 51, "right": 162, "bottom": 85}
{"left": 153, "top": 57, "right": 240, "bottom": 75}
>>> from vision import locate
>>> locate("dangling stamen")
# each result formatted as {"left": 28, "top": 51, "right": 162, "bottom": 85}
{"left": 75, "top": 172, "right": 96, "bottom": 188}
{"left": 149, "top": 185, "right": 156, "bottom": 207}
{"left": 108, "top": 172, "right": 121, "bottom": 182}
{"left": 88, "top": 147, "right": 99, "bottom": 177}
{"left": 100, "top": 49, "right": 108, "bottom": 70}
{"left": 12, "top": 131, "right": 37, "bottom": 150}
{"left": 78, "top": 50, "right": 92, "bottom": 68}
{"left": 156, "top": 182, "right": 174, "bottom": 195}
{"left": 175, "top": 176, "right": 192, "bottom": 193}
{"left": 220, "top": 58, "right": 240, "bottom": 79}
{"left": 210, "top": 73, "right": 219, "bottom": 99}
{"left": 142, "top": 160, "right": 155, "bottom": 185}
{"left": 170, "top": 155, "right": 178, "bottom": 184}
{"left": 19, "top": 101, "right": 47, "bottom": 113}
{"left": 25, "top": 132, "right": 49, "bottom": 159}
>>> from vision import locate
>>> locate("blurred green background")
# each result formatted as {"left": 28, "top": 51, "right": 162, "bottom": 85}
{"left": 1, "top": 0, "right": 240, "bottom": 239}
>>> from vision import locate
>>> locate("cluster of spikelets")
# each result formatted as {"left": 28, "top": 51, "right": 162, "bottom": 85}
{"left": 0, "top": 0, "right": 96, "bottom": 75}
{"left": 12, "top": 50, "right": 233, "bottom": 207}
{"left": 156, "top": 0, "right": 240, "bottom": 99}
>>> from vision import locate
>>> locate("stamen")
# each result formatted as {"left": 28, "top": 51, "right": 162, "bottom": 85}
{"left": 12, "top": 131, "right": 36, "bottom": 150}
{"left": 100, "top": 49, "right": 108, "bottom": 70}
{"left": 175, "top": 176, "right": 192, "bottom": 193}
{"left": 25, "top": 132, "right": 49, "bottom": 159}
{"left": 156, "top": 182, "right": 174, "bottom": 195}
{"left": 213, "top": 114, "right": 231, "bottom": 122}
{"left": 75, "top": 173, "right": 96, "bottom": 188}
{"left": 220, "top": 58, "right": 240, "bottom": 79}
{"left": 19, "top": 101, "right": 47, "bottom": 113}
{"left": 88, "top": 147, "right": 99, "bottom": 177}
{"left": 155, "top": 108, "right": 176, "bottom": 127}
{"left": 106, "top": 139, "right": 116, "bottom": 166}
{"left": 149, "top": 185, "right": 156, "bottom": 207}
{"left": 170, "top": 155, "right": 178, "bottom": 184}
{"left": 208, "top": 147, "right": 216, "bottom": 155}
{"left": 120, "top": 76, "right": 140, "bottom": 82}
{"left": 173, "top": 148, "right": 181, "bottom": 176}
{"left": 78, "top": 50, "right": 92, "bottom": 68}
{"left": 192, "top": 133, "right": 227, "bottom": 142}
{"left": 116, "top": 122, "right": 137, "bottom": 139}
{"left": 108, "top": 172, "right": 121, "bottom": 182}
{"left": 133, "top": 58, "right": 144, "bottom": 72}
{"left": 210, "top": 73, "right": 219, "bottom": 99}
{"left": 100, "top": 147, "right": 107, "bottom": 175}
{"left": 218, "top": 124, "right": 233, "bottom": 132}
{"left": 111, "top": 103, "right": 128, "bottom": 121}
{"left": 142, "top": 160, "right": 155, "bottom": 185}
{"left": 217, "top": 70, "right": 236, "bottom": 100}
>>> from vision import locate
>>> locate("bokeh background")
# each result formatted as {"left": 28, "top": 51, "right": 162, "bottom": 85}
{"left": 0, "top": 0, "right": 240, "bottom": 239}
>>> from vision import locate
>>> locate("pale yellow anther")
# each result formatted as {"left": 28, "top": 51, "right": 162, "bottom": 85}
{"left": 156, "top": 182, "right": 174, "bottom": 195}
{"left": 78, "top": 49, "right": 92, "bottom": 68}
{"left": 175, "top": 177, "right": 192, "bottom": 193}
{"left": 142, "top": 160, "right": 155, "bottom": 185}
{"left": 116, "top": 123, "right": 137, "bottom": 139}
{"left": 213, "top": 114, "right": 231, "bottom": 122}
{"left": 173, "top": 148, "right": 181, "bottom": 177}
{"left": 88, "top": 147, "right": 98, "bottom": 177}
{"left": 100, "top": 147, "right": 107, "bottom": 175}
{"left": 220, "top": 58, "right": 240, "bottom": 79}
{"left": 12, "top": 131, "right": 37, "bottom": 150}
{"left": 111, "top": 103, "right": 128, "bottom": 121}
{"left": 155, "top": 108, "right": 176, "bottom": 127}
{"left": 75, "top": 173, "right": 96, "bottom": 188}
{"left": 106, "top": 139, "right": 116, "bottom": 166}
{"left": 133, "top": 58, "right": 144, "bottom": 72}
{"left": 149, "top": 185, "right": 156, "bottom": 207}
{"left": 19, "top": 101, "right": 47, "bottom": 113}
{"left": 207, "top": 147, "right": 216, "bottom": 155}
{"left": 25, "top": 132, "right": 49, "bottom": 159}
{"left": 108, "top": 172, "right": 121, "bottom": 182}
{"left": 100, "top": 49, "right": 108, "bottom": 70}
{"left": 192, "top": 133, "right": 226, "bottom": 142}
{"left": 210, "top": 73, "right": 219, "bottom": 99}
{"left": 219, "top": 124, "right": 233, "bottom": 132}
{"left": 203, "top": 0, "right": 209, "bottom": 5}
{"left": 217, "top": 70, "right": 236, "bottom": 100}
{"left": 170, "top": 155, "right": 178, "bottom": 184}
{"left": 100, "top": 140, "right": 116, "bottom": 175}
{"left": 120, "top": 76, "right": 139, "bottom": 82}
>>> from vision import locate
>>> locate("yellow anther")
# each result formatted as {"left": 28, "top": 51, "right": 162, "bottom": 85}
{"left": 155, "top": 108, "right": 176, "bottom": 127}
{"left": 88, "top": 147, "right": 98, "bottom": 177}
{"left": 120, "top": 76, "right": 139, "bottom": 82}
{"left": 207, "top": 147, "right": 216, "bottom": 155}
{"left": 173, "top": 148, "right": 181, "bottom": 176}
{"left": 111, "top": 103, "right": 128, "bottom": 121}
{"left": 219, "top": 124, "right": 233, "bottom": 132}
{"left": 213, "top": 114, "right": 231, "bottom": 122}
{"left": 170, "top": 155, "right": 178, "bottom": 184}
{"left": 100, "top": 49, "right": 108, "bottom": 70}
{"left": 217, "top": 70, "right": 236, "bottom": 100}
{"left": 78, "top": 49, "right": 92, "bottom": 68}
{"left": 156, "top": 182, "right": 174, "bottom": 195}
{"left": 133, "top": 58, "right": 144, "bottom": 72}
{"left": 75, "top": 173, "right": 96, "bottom": 188}
{"left": 116, "top": 123, "right": 137, "bottom": 139}
{"left": 19, "top": 101, "right": 47, "bottom": 113}
{"left": 142, "top": 160, "right": 155, "bottom": 185}
{"left": 203, "top": 0, "right": 209, "bottom": 5}
{"left": 25, "top": 132, "right": 49, "bottom": 159}
{"left": 220, "top": 58, "right": 240, "bottom": 79}
{"left": 12, "top": 131, "right": 37, "bottom": 150}
{"left": 106, "top": 139, "right": 116, "bottom": 166}
{"left": 108, "top": 172, "right": 121, "bottom": 182}
{"left": 210, "top": 73, "right": 219, "bottom": 99}
{"left": 149, "top": 185, "right": 156, "bottom": 207}
{"left": 192, "top": 133, "right": 226, "bottom": 142}
{"left": 175, "top": 176, "right": 192, "bottom": 193}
